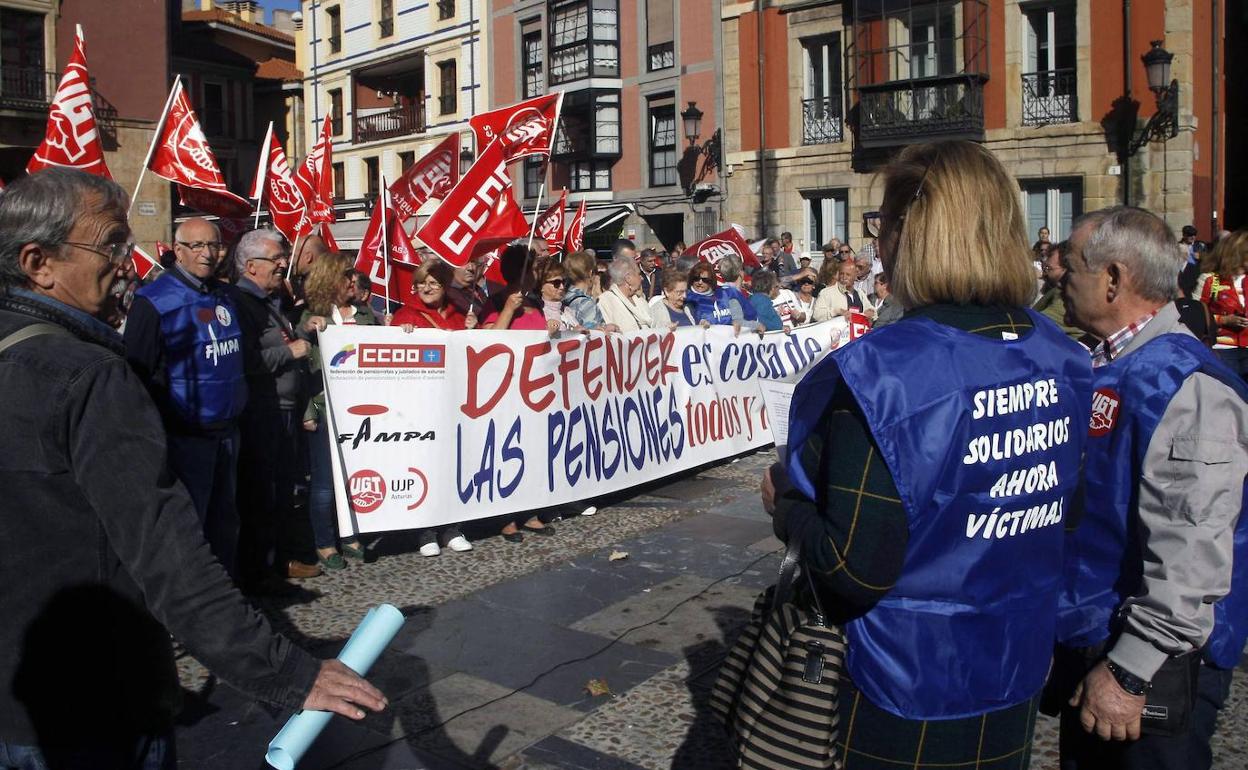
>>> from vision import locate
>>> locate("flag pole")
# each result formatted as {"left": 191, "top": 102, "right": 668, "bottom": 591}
{"left": 128, "top": 74, "right": 182, "bottom": 217}
{"left": 252, "top": 122, "right": 274, "bottom": 228}
{"left": 379, "top": 171, "right": 391, "bottom": 314}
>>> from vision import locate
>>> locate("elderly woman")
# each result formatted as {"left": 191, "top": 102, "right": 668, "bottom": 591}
{"left": 562, "top": 250, "right": 615, "bottom": 331}
{"left": 1200, "top": 229, "right": 1248, "bottom": 380}
{"left": 536, "top": 259, "right": 581, "bottom": 331}
{"left": 597, "top": 255, "right": 657, "bottom": 331}
{"left": 716, "top": 255, "right": 762, "bottom": 330}
{"left": 483, "top": 244, "right": 552, "bottom": 333}
{"left": 757, "top": 140, "right": 1092, "bottom": 769}
{"left": 746, "top": 271, "right": 785, "bottom": 332}
{"left": 650, "top": 266, "right": 700, "bottom": 327}
{"left": 299, "top": 254, "right": 375, "bottom": 571}
{"left": 788, "top": 268, "right": 818, "bottom": 323}
{"left": 811, "top": 258, "right": 875, "bottom": 322}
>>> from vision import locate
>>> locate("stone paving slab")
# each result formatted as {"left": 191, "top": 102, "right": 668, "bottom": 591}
{"left": 657, "top": 513, "right": 774, "bottom": 549}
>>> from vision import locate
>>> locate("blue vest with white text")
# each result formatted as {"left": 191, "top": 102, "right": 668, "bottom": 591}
{"left": 1055, "top": 333, "right": 1248, "bottom": 670}
{"left": 136, "top": 273, "right": 247, "bottom": 427}
{"left": 787, "top": 312, "right": 1092, "bottom": 719}
{"left": 685, "top": 286, "right": 758, "bottom": 325}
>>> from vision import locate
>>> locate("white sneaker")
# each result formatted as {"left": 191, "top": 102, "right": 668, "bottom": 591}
{"left": 419, "top": 542, "right": 441, "bottom": 557}
{"left": 581, "top": 506, "right": 598, "bottom": 517}
{"left": 446, "top": 535, "right": 473, "bottom": 552}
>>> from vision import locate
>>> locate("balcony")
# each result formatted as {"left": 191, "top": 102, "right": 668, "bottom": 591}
{"left": 0, "top": 66, "right": 56, "bottom": 110}
{"left": 201, "top": 109, "right": 236, "bottom": 139}
{"left": 857, "top": 74, "right": 985, "bottom": 149}
{"left": 802, "top": 96, "right": 844, "bottom": 145}
{"left": 354, "top": 103, "right": 424, "bottom": 144}
{"left": 1022, "top": 69, "right": 1077, "bottom": 127}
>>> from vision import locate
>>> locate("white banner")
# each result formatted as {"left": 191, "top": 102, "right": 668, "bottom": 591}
{"left": 320, "top": 321, "right": 847, "bottom": 534}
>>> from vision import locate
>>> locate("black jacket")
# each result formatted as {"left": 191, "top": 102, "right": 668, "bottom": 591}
{"left": 0, "top": 291, "right": 318, "bottom": 747}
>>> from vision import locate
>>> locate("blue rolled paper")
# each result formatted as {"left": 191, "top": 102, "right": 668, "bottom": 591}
{"left": 265, "top": 604, "right": 405, "bottom": 770}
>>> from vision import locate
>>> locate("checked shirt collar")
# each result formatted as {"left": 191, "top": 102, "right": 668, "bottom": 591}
{"left": 1091, "top": 310, "right": 1160, "bottom": 368}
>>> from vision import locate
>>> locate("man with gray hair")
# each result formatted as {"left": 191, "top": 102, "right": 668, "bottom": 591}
{"left": 1050, "top": 206, "right": 1248, "bottom": 770}
{"left": 125, "top": 216, "right": 247, "bottom": 577}
{"left": 0, "top": 168, "right": 385, "bottom": 767}
{"left": 232, "top": 228, "right": 322, "bottom": 588}
{"left": 597, "top": 254, "right": 657, "bottom": 331}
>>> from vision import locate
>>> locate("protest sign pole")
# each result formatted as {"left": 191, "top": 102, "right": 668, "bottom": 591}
{"left": 251, "top": 122, "right": 274, "bottom": 228}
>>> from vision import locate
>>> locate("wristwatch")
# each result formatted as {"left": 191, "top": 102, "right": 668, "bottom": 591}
{"left": 1104, "top": 659, "right": 1150, "bottom": 696}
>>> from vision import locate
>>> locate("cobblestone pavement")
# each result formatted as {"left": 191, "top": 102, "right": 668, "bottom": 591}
{"left": 175, "top": 450, "right": 1248, "bottom": 769}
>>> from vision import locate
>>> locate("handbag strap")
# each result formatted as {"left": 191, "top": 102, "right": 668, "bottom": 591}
{"left": 770, "top": 540, "right": 802, "bottom": 615}
{"left": 0, "top": 323, "right": 69, "bottom": 355}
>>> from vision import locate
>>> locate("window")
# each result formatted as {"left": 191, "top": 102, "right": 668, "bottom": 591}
{"left": 201, "top": 81, "right": 229, "bottom": 137}
{"left": 365, "top": 156, "right": 380, "bottom": 197}
{"left": 802, "top": 35, "right": 843, "bottom": 144}
{"left": 549, "top": 0, "right": 618, "bottom": 85}
{"left": 523, "top": 27, "right": 544, "bottom": 98}
{"left": 553, "top": 89, "right": 621, "bottom": 158}
{"left": 328, "top": 89, "right": 343, "bottom": 136}
{"left": 1022, "top": 2, "right": 1077, "bottom": 125}
{"left": 646, "top": 0, "right": 674, "bottom": 72}
{"left": 1021, "top": 178, "right": 1082, "bottom": 242}
{"left": 333, "top": 162, "right": 345, "bottom": 200}
{"left": 438, "top": 60, "right": 457, "bottom": 114}
{"left": 569, "top": 160, "right": 612, "bottom": 192}
{"left": 437, "top": 0, "right": 455, "bottom": 21}
{"left": 803, "top": 190, "right": 848, "bottom": 256}
{"left": 524, "top": 157, "right": 544, "bottom": 198}
{"left": 647, "top": 96, "right": 676, "bottom": 187}
{"left": 0, "top": 9, "right": 47, "bottom": 102}
{"left": 326, "top": 6, "right": 341, "bottom": 54}
{"left": 379, "top": 0, "right": 394, "bottom": 37}
{"left": 399, "top": 151, "right": 415, "bottom": 172}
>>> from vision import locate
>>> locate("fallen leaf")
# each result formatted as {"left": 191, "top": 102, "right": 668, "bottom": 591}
{"left": 608, "top": 550, "right": 629, "bottom": 562}
{"left": 586, "top": 678, "right": 612, "bottom": 697}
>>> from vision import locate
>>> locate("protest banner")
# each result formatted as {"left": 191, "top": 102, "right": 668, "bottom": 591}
{"left": 318, "top": 321, "right": 845, "bottom": 535}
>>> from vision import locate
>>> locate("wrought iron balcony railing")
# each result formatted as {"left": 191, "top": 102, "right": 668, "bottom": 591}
{"left": 857, "top": 74, "right": 985, "bottom": 148}
{"left": 1021, "top": 69, "right": 1077, "bottom": 126}
{"left": 0, "top": 66, "right": 57, "bottom": 110}
{"left": 802, "top": 96, "right": 844, "bottom": 145}
{"left": 354, "top": 103, "right": 424, "bottom": 143}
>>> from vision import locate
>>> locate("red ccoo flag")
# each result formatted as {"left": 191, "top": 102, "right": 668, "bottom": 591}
{"left": 468, "top": 93, "right": 563, "bottom": 164}
{"left": 249, "top": 123, "right": 312, "bottom": 244}
{"left": 564, "top": 199, "right": 587, "bottom": 254}
{"left": 27, "top": 26, "right": 111, "bottom": 178}
{"left": 415, "top": 140, "right": 530, "bottom": 268}
{"left": 535, "top": 189, "right": 566, "bottom": 256}
{"left": 147, "top": 78, "right": 251, "bottom": 219}
{"left": 389, "top": 132, "right": 459, "bottom": 222}
{"left": 685, "top": 227, "right": 762, "bottom": 269}
{"left": 295, "top": 118, "right": 335, "bottom": 224}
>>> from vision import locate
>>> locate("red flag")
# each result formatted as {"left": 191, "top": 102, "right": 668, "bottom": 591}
{"left": 389, "top": 132, "right": 459, "bottom": 222}
{"left": 535, "top": 189, "right": 566, "bottom": 256}
{"left": 686, "top": 228, "right": 762, "bottom": 269}
{"left": 415, "top": 140, "right": 529, "bottom": 268}
{"left": 468, "top": 93, "right": 562, "bottom": 164}
{"left": 564, "top": 199, "right": 587, "bottom": 253}
{"left": 130, "top": 246, "right": 160, "bottom": 280}
{"left": 354, "top": 194, "right": 391, "bottom": 286}
{"left": 27, "top": 26, "right": 111, "bottom": 178}
{"left": 250, "top": 123, "right": 311, "bottom": 243}
{"left": 482, "top": 246, "right": 507, "bottom": 285}
{"left": 848, "top": 311, "right": 872, "bottom": 341}
{"left": 319, "top": 221, "right": 339, "bottom": 252}
{"left": 295, "top": 119, "right": 335, "bottom": 224}
{"left": 147, "top": 79, "right": 251, "bottom": 218}
{"left": 216, "top": 218, "right": 249, "bottom": 249}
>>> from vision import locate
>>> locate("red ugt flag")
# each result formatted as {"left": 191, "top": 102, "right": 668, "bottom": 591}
{"left": 389, "top": 132, "right": 459, "bottom": 222}
{"left": 27, "top": 26, "right": 111, "bottom": 179}
{"left": 564, "top": 199, "right": 587, "bottom": 253}
{"left": 415, "top": 140, "right": 530, "bottom": 268}
{"left": 468, "top": 93, "right": 563, "bottom": 164}
{"left": 536, "top": 189, "right": 566, "bottom": 256}
{"left": 295, "top": 118, "right": 335, "bottom": 224}
{"left": 249, "top": 123, "right": 311, "bottom": 243}
{"left": 148, "top": 78, "right": 251, "bottom": 218}
{"left": 686, "top": 227, "right": 762, "bottom": 269}
{"left": 130, "top": 246, "right": 160, "bottom": 280}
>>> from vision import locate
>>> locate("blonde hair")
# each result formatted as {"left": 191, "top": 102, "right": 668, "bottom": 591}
{"left": 881, "top": 141, "right": 1035, "bottom": 309}
{"left": 563, "top": 250, "right": 596, "bottom": 283}
{"left": 304, "top": 253, "right": 351, "bottom": 316}
{"left": 1209, "top": 230, "right": 1248, "bottom": 278}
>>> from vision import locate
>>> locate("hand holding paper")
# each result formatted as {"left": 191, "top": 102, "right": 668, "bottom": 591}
{"left": 302, "top": 659, "right": 387, "bottom": 720}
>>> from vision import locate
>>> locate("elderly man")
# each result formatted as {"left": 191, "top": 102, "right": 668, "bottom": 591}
{"left": 638, "top": 247, "right": 661, "bottom": 300}
{"left": 232, "top": 229, "right": 321, "bottom": 588}
{"left": 124, "top": 217, "right": 248, "bottom": 577}
{"left": 1031, "top": 241, "right": 1084, "bottom": 341}
{"left": 597, "top": 255, "right": 657, "bottom": 331}
{"left": 0, "top": 168, "right": 385, "bottom": 767}
{"left": 1051, "top": 207, "right": 1248, "bottom": 770}
{"left": 445, "top": 256, "right": 490, "bottom": 317}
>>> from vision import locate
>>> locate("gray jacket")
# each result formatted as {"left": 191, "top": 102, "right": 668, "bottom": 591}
{"left": 1103, "top": 303, "right": 1248, "bottom": 680}
{"left": 235, "top": 277, "right": 304, "bottom": 411}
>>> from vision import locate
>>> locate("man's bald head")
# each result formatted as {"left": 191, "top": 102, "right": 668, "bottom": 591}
{"left": 172, "top": 218, "right": 222, "bottom": 280}
{"left": 294, "top": 234, "right": 330, "bottom": 276}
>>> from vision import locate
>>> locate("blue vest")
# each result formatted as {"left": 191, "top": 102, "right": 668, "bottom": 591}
{"left": 136, "top": 272, "right": 247, "bottom": 427}
{"left": 1055, "top": 332, "right": 1248, "bottom": 670}
{"left": 787, "top": 312, "right": 1092, "bottom": 719}
{"left": 685, "top": 285, "right": 758, "bottom": 325}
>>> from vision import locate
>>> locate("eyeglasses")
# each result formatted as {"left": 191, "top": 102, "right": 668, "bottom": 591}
{"left": 797, "top": 278, "right": 815, "bottom": 286}
{"left": 177, "top": 240, "right": 224, "bottom": 253}
{"left": 63, "top": 239, "right": 136, "bottom": 266}
{"left": 839, "top": 249, "right": 853, "bottom": 255}
{"left": 250, "top": 255, "right": 290, "bottom": 265}
{"left": 691, "top": 275, "right": 712, "bottom": 284}
{"left": 544, "top": 278, "right": 566, "bottom": 288}
{"left": 416, "top": 279, "right": 444, "bottom": 289}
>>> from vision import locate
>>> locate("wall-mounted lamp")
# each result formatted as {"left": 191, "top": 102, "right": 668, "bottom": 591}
{"left": 1127, "top": 40, "right": 1180, "bottom": 156}
{"left": 679, "top": 101, "right": 721, "bottom": 199}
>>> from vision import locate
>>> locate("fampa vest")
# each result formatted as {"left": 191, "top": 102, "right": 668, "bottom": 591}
{"left": 1055, "top": 332, "right": 1248, "bottom": 670}
{"left": 136, "top": 273, "right": 247, "bottom": 428}
{"left": 786, "top": 311, "right": 1092, "bottom": 719}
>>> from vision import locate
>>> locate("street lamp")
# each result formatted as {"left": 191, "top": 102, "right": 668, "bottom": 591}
{"left": 679, "top": 101, "right": 721, "bottom": 199}
{"left": 1128, "top": 40, "right": 1180, "bottom": 155}
{"left": 681, "top": 101, "right": 703, "bottom": 146}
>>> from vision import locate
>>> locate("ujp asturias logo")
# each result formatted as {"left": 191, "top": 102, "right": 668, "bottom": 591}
{"left": 330, "top": 345, "right": 357, "bottom": 368}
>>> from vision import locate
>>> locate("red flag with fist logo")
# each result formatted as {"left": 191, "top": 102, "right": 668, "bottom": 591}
{"left": 249, "top": 122, "right": 311, "bottom": 244}
{"left": 468, "top": 93, "right": 563, "bottom": 164}
{"left": 686, "top": 227, "right": 762, "bottom": 269}
{"left": 564, "top": 199, "right": 587, "bottom": 254}
{"left": 389, "top": 132, "right": 459, "bottom": 222}
{"left": 27, "top": 26, "right": 111, "bottom": 179}
{"left": 294, "top": 118, "right": 336, "bottom": 224}
{"left": 536, "top": 189, "right": 566, "bottom": 256}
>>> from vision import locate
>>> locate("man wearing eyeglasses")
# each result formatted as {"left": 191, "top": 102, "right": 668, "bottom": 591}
{"left": 124, "top": 217, "right": 248, "bottom": 578}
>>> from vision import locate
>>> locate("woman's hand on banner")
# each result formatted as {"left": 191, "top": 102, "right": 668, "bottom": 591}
{"left": 304, "top": 315, "right": 328, "bottom": 333}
